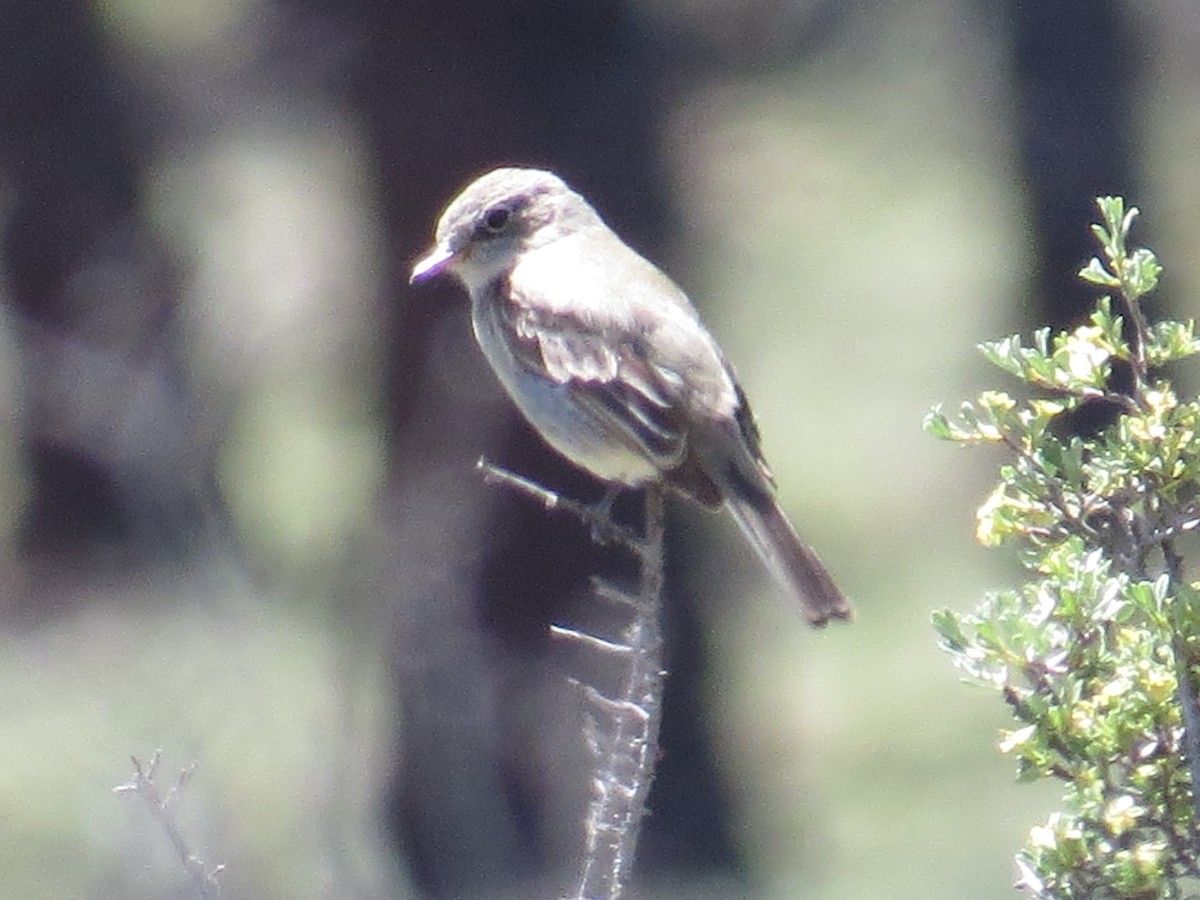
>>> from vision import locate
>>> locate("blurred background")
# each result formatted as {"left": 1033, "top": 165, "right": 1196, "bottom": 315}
{"left": 2, "top": 1, "right": 1198, "bottom": 898}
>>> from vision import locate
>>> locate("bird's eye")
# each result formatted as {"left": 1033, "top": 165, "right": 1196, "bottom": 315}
{"left": 482, "top": 206, "right": 511, "bottom": 233}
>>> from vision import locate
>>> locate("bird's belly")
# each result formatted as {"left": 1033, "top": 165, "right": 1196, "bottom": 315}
{"left": 473, "top": 306, "right": 658, "bottom": 485}
{"left": 505, "top": 369, "right": 659, "bottom": 485}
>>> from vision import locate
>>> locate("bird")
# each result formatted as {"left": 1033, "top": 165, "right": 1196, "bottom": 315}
{"left": 410, "top": 167, "right": 850, "bottom": 626}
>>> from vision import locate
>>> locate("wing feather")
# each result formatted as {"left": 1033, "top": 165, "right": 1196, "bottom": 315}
{"left": 503, "top": 281, "right": 689, "bottom": 468}
{"left": 499, "top": 231, "right": 752, "bottom": 502}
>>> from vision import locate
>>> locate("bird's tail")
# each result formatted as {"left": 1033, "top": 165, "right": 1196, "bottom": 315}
{"left": 725, "top": 491, "right": 851, "bottom": 627}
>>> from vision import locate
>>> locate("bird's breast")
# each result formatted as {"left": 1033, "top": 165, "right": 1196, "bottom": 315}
{"left": 469, "top": 285, "right": 659, "bottom": 486}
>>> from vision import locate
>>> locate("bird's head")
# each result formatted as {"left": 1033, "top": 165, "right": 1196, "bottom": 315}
{"left": 410, "top": 167, "right": 597, "bottom": 292}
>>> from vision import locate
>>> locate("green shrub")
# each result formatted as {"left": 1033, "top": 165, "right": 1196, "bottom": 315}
{"left": 929, "top": 198, "right": 1200, "bottom": 898}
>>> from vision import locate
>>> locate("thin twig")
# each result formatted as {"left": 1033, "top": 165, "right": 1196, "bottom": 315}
{"left": 479, "top": 461, "right": 668, "bottom": 900}
{"left": 114, "top": 751, "right": 223, "bottom": 900}
{"left": 478, "top": 458, "right": 645, "bottom": 547}
{"left": 550, "top": 624, "right": 635, "bottom": 656}
{"left": 1164, "top": 539, "right": 1200, "bottom": 828}
{"left": 572, "top": 486, "right": 666, "bottom": 900}
{"left": 1173, "top": 637, "right": 1200, "bottom": 827}
{"left": 1123, "top": 294, "right": 1153, "bottom": 408}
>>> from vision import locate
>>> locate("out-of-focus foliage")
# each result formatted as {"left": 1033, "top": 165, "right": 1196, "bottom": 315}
{"left": 929, "top": 199, "right": 1200, "bottom": 898}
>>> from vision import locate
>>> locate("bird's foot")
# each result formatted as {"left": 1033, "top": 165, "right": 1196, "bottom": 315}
{"left": 583, "top": 484, "right": 645, "bottom": 549}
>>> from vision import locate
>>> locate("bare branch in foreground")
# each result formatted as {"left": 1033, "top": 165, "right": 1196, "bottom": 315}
{"left": 114, "top": 750, "right": 224, "bottom": 900}
{"left": 480, "top": 460, "right": 667, "bottom": 900}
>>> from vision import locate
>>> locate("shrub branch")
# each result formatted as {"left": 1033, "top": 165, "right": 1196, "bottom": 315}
{"left": 479, "top": 459, "right": 666, "bottom": 900}
{"left": 929, "top": 198, "right": 1200, "bottom": 897}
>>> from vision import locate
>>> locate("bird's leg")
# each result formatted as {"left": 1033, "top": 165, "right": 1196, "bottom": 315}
{"left": 583, "top": 483, "right": 645, "bottom": 549}
{"left": 590, "top": 482, "right": 622, "bottom": 520}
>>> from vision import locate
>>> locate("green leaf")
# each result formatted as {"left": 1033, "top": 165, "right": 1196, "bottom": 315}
{"left": 1079, "top": 257, "right": 1120, "bottom": 288}
{"left": 931, "top": 608, "right": 968, "bottom": 652}
{"left": 1124, "top": 247, "right": 1162, "bottom": 299}
{"left": 923, "top": 408, "right": 952, "bottom": 440}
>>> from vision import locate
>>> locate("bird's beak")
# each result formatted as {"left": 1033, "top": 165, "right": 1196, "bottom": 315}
{"left": 410, "top": 244, "right": 456, "bottom": 284}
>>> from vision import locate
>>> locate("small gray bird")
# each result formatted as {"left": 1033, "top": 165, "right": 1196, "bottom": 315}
{"left": 411, "top": 167, "right": 850, "bottom": 626}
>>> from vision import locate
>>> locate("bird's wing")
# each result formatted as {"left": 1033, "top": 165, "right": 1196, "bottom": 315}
{"left": 501, "top": 278, "right": 690, "bottom": 467}
{"left": 501, "top": 234, "right": 760, "bottom": 506}
{"left": 730, "top": 381, "right": 775, "bottom": 488}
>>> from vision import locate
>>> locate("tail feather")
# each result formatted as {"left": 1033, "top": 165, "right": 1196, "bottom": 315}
{"left": 725, "top": 493, "right": 851, "bottom": 627}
